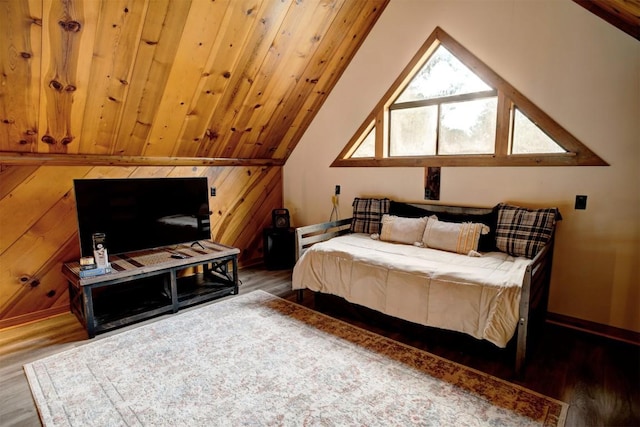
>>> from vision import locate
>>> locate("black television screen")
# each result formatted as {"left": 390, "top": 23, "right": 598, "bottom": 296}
{"left": 74, "top": 177, "right": 211, "bottom": 256}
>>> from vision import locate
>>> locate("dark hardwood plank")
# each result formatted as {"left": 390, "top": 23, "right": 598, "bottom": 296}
{"left": 0, "top": 266, "right": 638, "bottom": 427}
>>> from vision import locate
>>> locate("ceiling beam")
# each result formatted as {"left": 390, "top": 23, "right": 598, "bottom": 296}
{"left": 0, "top": 152, "right": 285, "bottom": 167}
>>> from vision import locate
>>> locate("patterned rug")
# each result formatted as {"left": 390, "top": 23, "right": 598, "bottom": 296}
{"left": 24, "top": 291, "right": 567, "bottom": 426}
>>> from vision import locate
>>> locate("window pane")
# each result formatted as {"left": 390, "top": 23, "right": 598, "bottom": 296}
{"left": 351, "top": 128, "right": 375, "bottom": 158}
{"left": 389, "top": 106, "right": 437, "bottom": 156}
{"left": 396, "top": 46, "right": 492, "bottom": 103}
{"left": 512, "top": 109, "right": 566, "bottom": 154}
{"left": 439, "top": 98, "right": 497, "bottom": 155}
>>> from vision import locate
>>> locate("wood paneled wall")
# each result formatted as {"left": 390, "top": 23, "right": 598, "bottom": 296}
{"left": 0, "top": 0, "right": 387, "bottom": 328}
{"left": 0, "top": 164, "right": 282, "bottom": 329}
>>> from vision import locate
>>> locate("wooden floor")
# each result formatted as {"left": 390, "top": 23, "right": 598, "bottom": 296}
{"left": 1, "top": 266, "right": 638, "bottom": 427}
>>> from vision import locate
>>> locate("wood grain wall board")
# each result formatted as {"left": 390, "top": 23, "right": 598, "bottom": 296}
{"left": 76, "top": 0, "right": 150, "bottom": 154}
{"left": 38, "top": 0, "right": 99, "bottom": 153}
{"left": 207, "top": 166, "right": 265, "bottom": 236}
{"left": 0, "top": 0, "right": 42, "bottom": 152}
{"left": 0, "top": 165, "right": 39, "bottom": 200}
{"left": 0, "top": 166, "right": 91, "bottom": 255}
{"left": 165, "top": 165, "right": 208, "bottom": 178}
{"left": 0, "top": 233, "right": 77, "bottom": 320}
{"left": 76, "top": 165, "right": 138, "bottom": 179}
{"left": 205, "top": 166, "right": 275, "bottom": 236}
{"left": 229, "top": 167, "right": 283, "bottom": 264}
{"left": 211, "top": 167, "right": 280, "bottom": 242}
{"left": 0, "top": 165, "right": 135, "bottom": 308}
{"left": 215, "top": 0, "right": 345, "bottom": 160}
{"left": 127, "top": 165, "right": 178, "bottom": 178}
{"left": 173, "top": 0, "right": 269, "bottom": 158}
{"left": 212, "top": 168, "right": 278, "bottom": 241}
{"left": 142, "top": 0, "right": 233, "bottom": 157}
{"left": 195, "top": 0, "right": 291, "bottom": 158}
{"left": 204, "top": 167, "right": 235, "bottom": 217}
{"left": 0, "top": 189, "right": 78, "bottom": 303}
{"left": 111, "top": 0, "right": 193, "bottom": 156}
{"left": 27, "top": 258, "right": 73, "bottom": 312}
{"left": 206, "top": 166, "right": 283, "bottom": 264}
{"left": 270, "top": 0, "right": 389, "bottom": 159}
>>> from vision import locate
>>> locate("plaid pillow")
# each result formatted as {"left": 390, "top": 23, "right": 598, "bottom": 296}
{"left": 495, "top": 203, "right": 558, "bottom": 259}
{"left": 351, "top": 198, "right": 390, "bottom": 234}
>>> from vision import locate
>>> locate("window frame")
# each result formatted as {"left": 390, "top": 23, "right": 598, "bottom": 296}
{"left": 332, "top": 27, "right": 608, "bottom": 167}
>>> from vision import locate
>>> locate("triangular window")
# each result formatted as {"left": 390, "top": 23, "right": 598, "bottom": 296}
{"left": 351, "top": 127, "right": 375, "bottom": 158}
{"left": 396, "top": 46, "right": 492, "bottom": 102}
{"left": 511, "top": 108, "right": 565, "bottom": 154}
{"left": 333, "top": 27, "right": 607, "bottom": 167}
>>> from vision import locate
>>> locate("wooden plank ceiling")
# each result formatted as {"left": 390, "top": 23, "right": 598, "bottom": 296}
{"left": 573, "top": 0, "right": 640, "bottom": 41}
{"left": 0, "top": 0, "right": 389, "bottom": 166}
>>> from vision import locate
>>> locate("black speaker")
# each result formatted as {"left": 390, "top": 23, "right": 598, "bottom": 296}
{"left": 272, "top": 208, "right": 290, "bottom": 229}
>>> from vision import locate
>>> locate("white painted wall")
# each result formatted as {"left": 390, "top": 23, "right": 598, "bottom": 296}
{"left": 284, "top": 0, "right": 640, "bottom": 333}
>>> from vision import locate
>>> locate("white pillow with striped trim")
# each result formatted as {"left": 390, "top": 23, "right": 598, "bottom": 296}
{"left": 379, "top": 214, "right": 428, "bottom": 245}
{"left": 422, "top": 216, "right": 489, "bottom": 255}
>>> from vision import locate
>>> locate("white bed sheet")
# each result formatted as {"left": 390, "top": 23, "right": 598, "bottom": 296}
{"left": 292, "top": 233, "right": 532, "bottom": 347}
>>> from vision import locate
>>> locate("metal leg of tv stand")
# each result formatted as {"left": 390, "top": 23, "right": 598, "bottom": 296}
{"left": 233, "top": 257, "right": 239, "bottom": 294}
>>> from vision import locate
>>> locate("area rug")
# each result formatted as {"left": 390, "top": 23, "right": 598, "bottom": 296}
{"left": 24, "top": 290, "right": 567, "bottom": 426}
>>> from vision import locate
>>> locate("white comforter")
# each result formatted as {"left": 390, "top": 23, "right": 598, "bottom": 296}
{"left": 292, "top": 233, "right": 532, "bottom": 347}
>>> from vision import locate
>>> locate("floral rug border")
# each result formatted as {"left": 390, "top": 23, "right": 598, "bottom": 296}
{"left": 263, "top": 294, "right": 568, "bottom": 427}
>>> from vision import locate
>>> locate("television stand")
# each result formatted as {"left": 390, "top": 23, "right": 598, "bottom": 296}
{"left": 62, "top": 241, "right": 239, "bottom": 338}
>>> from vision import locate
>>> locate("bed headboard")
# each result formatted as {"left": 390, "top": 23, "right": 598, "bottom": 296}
{"left": 389, "top": 201, "right": 499, "bottom": 252}
{"left": 294, "top": 200, "right": 560, "bottom": 261}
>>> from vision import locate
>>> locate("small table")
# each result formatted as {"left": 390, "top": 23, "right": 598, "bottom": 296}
{"left": 63, "top": 240, "right": 239, "bottom": 338}
{"left": 263, "top": 227, "right": 295, "bottom": 270}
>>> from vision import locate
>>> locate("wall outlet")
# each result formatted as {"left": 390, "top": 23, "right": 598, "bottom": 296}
{"left": 335, "top": 185, "right": 340, "bottom": 195}
{"left": 210, "top": 187, "right": 216, "bottom": 197}
{"left": 575, "top": 195, "right": 587, "bottom": 210}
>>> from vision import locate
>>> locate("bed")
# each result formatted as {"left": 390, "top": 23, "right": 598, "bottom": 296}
{"left": 292, "top": 199, "right": 560, "bottom": 373}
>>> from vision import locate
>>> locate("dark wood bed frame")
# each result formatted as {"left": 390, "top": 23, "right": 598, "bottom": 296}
{"left": 293, "top": 203, "right": 556, "bottom": 375}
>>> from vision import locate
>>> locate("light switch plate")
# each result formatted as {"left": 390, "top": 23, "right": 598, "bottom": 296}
{"left": 575, "top": 195, "right": 587, "bottom": 210}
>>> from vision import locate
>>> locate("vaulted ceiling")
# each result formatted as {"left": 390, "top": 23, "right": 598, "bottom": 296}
{"left": 1, "top": 0, "right": 635, "bottom": 168}
{"left": 0, "top": 0, "right": 388, "bottom": 167}
{"left": 573, "top": 0, "right": 640, "bottom": 41}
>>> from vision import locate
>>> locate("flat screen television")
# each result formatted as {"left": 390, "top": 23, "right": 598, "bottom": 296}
{"left": 74, "top": 177, "right": 211, "bottom": 256}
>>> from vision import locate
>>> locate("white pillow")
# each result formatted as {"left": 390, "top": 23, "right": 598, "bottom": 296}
{"left": 379, "top": 214, "right": 428, "bottom": 245}
{"left": 422, "top": 216, "right": 489, "bottom": 255}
